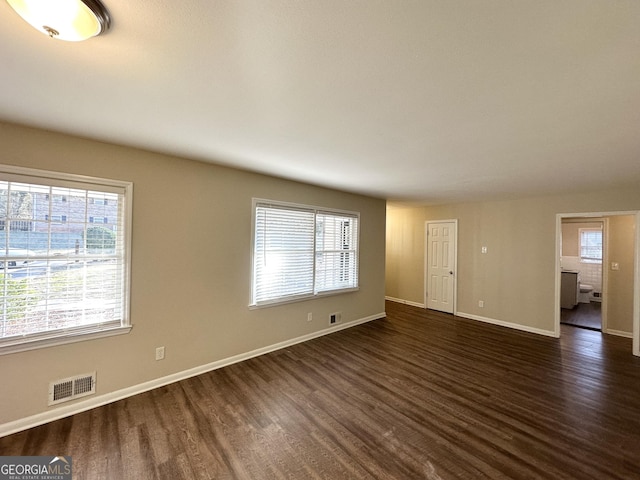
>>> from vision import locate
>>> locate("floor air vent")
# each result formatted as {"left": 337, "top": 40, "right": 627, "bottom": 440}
{"left": 48, "top": 372, "right": 96, "bottom": 406}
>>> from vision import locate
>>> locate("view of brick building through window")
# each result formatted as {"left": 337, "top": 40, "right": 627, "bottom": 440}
{"left": 1, "top": 187, "right": 119, "bottom": 254}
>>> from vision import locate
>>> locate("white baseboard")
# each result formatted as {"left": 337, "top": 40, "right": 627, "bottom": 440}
{"left": 1, "top": 311, "right": 385, "bottom": 438}
{"left": 385, "top": 296, "right": 425, "bottom": 309}
{"left": 457, "top": 311, "right": 557, "bottom": 338}
{"left": 604, "top": 328, "right": 633, "bottom": 338}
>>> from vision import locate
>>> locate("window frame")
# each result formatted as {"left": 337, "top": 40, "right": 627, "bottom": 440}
{"left": 250, "top": 198, "right": 360, "bottom": 308}
{"left": 579, "top": 227, "right": 603, "bottom": 264}
{"left": 0, "top": 165, "right": 133, "bottom": 355}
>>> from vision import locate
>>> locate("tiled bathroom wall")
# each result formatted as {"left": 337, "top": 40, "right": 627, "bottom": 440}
{"left": 561, "top": 255, "right": 602, "bottom": 300}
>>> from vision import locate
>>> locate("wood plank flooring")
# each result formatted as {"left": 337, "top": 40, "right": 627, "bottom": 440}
{"left": 561, "top": 301, "right": 602, "bottom": 330}
{"left": 2, "top": 300, "right": 640, "bottom": 479}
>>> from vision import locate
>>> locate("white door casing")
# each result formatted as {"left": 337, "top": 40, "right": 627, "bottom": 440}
{"left": 425, "top": 221, "right": 457, "bottom": 313}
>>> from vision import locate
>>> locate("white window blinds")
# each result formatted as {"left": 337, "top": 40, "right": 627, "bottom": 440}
{"left": 580, "top": 228, "right": 602, "bottom": 263}
{"left": 252, "top": 201, "right": 359, "bottom": 306}
{"left": 253, "top": 205, "right": 315, "bottom": 304}
{"left": 0, "top": 167, "right": 132, "bottom": 353}
{"left": 315, "top": 212, "right": 359, "bottom": 294}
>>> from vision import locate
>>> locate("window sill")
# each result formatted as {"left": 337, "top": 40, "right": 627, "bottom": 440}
{"left": 580, "top": 259, "right": 602, "bottom": 264}
{"left": 249, "top": 287, "right": 360, "bottom": 310}
{"left": 0, "top": 325, "right": 132, "bottom": 356}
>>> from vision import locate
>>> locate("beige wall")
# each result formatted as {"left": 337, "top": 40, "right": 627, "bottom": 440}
{"left": 607, "top": 215, "right": 636, "bottom": 332}
{"left": 0, "top": 122, "right": 386, "bottom": 426}
{"left": 387, "top": 192, "right": 639, "bottom": 335}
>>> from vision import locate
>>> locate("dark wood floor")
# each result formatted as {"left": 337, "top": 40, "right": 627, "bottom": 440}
{"left": 2, "top": 301, "right": 640, "bottom": 479}
{"left": 561, "top": 301, "right": 602, "bottom": 330}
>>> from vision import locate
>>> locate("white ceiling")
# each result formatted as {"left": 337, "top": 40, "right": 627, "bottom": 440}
{"left": 1, "top": 1, "right": 639, "bottom": 205}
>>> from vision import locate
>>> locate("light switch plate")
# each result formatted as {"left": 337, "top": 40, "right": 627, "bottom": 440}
{"left": 155, "top": 346, "right": 165, "bottom": 360}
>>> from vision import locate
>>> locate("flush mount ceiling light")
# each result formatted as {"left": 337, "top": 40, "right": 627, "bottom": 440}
{"left": 6, "top": 0, "right": 111, "bottom": 41}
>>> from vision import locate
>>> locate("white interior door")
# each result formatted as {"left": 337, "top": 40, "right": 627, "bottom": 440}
{"left": 426, "top": 221, "right": 457, "bottom": 313}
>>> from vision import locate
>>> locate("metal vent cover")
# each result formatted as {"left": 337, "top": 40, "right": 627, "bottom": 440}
{"left": 48, "top": 372, "right": 96, "bottom": 406}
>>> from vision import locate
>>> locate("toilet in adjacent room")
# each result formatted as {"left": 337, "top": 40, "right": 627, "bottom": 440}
{"left": 579, "top": 283, "right": 593, "bottom": 303}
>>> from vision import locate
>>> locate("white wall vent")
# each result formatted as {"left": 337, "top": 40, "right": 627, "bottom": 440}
{"left": 48, "top": 372, "right": 96, "bottom": 406}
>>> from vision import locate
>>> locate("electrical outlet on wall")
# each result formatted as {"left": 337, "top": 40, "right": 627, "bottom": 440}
{"left": 478, "top": 300, "right": 484, "bottom": 308}
{"left": 155, "top": 346, "right": 165, "bottom": 361}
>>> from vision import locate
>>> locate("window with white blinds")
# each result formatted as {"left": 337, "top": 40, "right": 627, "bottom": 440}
{"left": 251, "top": 200, "right": 359, "bottom": 306}
{"left": 0, "top": 166, "right": 132, "bottom": 354}
{"left": 315, "top": 211, "right": 358, "bottom": 294}
{"left": 579, "top": 228, "right": 602, "bottom": 263}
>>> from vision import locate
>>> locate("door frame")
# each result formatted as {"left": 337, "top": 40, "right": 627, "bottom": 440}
{"left": 424, "top": 219, "right": 458, "bottom": 314}
{"left": 554, "top": 211, "right": 640, "bottom": 357}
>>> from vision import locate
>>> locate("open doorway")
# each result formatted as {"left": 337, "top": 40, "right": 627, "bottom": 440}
{"left": 555, "top": 211, "right": 640, "bottom": 357}
{"left": 560, "top": 218, "right": 604, "bottom": 331}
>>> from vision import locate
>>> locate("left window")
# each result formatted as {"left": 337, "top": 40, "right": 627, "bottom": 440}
{"left": 0, "top": 165, "right": 132, "bottom": 354}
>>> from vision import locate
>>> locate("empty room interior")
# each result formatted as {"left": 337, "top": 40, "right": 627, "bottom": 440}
{"left": 1, "top": 1, "right": 640, "bottom": 479}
